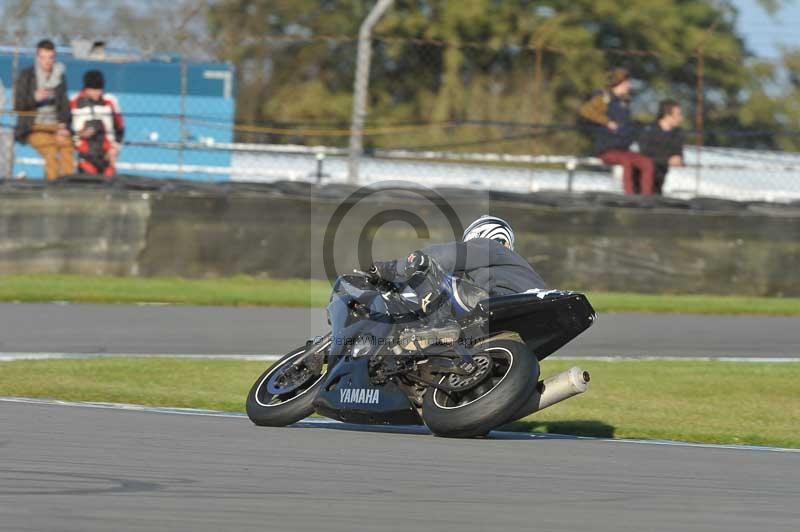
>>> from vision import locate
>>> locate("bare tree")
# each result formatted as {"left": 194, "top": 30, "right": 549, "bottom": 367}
{"left": 1, "top": 0, "right": 216, "bottom": 60}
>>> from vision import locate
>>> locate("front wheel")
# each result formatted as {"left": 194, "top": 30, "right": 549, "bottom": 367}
{"left": 246, "top": 338, "right": 330, "bottom": 427}
{"left": 422, "top": 338, "right": 538, "bottom": 438}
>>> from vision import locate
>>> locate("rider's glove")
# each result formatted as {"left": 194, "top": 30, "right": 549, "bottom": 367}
{"left": 369, "top": 251, "right": 430, "bottom": 287}
{"left": 369, "top": 260, "right": 398, "bottom": 284}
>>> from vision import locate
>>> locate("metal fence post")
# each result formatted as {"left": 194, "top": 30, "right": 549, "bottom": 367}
{"left": 179, "top": 53, "right": 187, "bottom": 179}
{"left": 6, "top": 0, "right": 33, "bottom": 178}
{"left": 315, "top": 152, "right": 326, "bottom": 185}
{"left": 694, "top": 48, "right": 704, "bottom": 196}
{"left": 693, "top": 20, "right": 718, "bottom": 197}
{"left": 5, "top": 43, "right": 20, "bottom": 178}
{"left": 348, "top": 0, "right": 394, "bottom": 185}
{"left": 566, "top": 158, "right": 577, "bottom": 193}
{"left": 174, "top": 3, "right": 204, "bottom": 181}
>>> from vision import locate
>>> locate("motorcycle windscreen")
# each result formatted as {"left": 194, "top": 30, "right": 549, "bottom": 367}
{"left": 477, "top": 291, "right": 595, "bottom": 360}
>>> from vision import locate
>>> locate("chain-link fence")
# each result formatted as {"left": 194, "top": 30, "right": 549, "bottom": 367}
{"left": 2, "top": 1, "right": 800, "bottom": 202}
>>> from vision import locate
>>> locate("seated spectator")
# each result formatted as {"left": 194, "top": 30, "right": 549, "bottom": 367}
{"left": 70, "top": 70, "right": 125, "bottom": 178}
{"left": 579, "top": 68, "right": 655, "bottom": 195}
{"left": 638, "top": 99, "right": 684, "bottom": 195}
{"left": 14, "top": 39, "right": 74, "bottom": 181}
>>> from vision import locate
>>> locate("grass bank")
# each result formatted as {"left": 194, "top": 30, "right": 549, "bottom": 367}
{"left": 1, "top": 357, "right": 797, "bottom": 448}
{"left": 0, "top": 274, "right": 798, "bottom": 315}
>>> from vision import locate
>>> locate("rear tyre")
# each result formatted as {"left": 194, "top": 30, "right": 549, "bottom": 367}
{"left": 502, "top": 365, "right": 543, "bottom": 425}
{"left": 246, "top": 339, "right": 330, "bottom": 427}
{"left": 422, "top": 338, "right": 538, "bottom": 438}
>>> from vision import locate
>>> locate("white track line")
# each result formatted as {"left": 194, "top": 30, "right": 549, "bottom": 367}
{"left": 558, "top": 356, "right": 800, "bottom": 363}
{"left": 0, "top": 352, "right": 281, "bottom": 362}
{"left": 1, "top": 396, "right": 797, "bottom": 454}
{"left": 0, "top": 396, "right": 250, "bottom": 418}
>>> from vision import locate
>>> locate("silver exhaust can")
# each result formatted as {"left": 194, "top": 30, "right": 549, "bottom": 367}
{"left": 509, "top": 366, "right": 591, "bottom": 422}
{"left": 536, "top": 366, "right": 590, "bottom": 411}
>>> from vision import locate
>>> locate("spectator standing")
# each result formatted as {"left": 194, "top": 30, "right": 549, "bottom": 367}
{"left": 579, "top": 68, "right": 655, "bottom": 195}
{"left": 70, "top": 70, "right": 125, "bottom": 178}
{"left": 13, "top": 39, "right": 73, "bottom": 180}
{"left": 638, "top": 99, "right": 684, "bottom": 195}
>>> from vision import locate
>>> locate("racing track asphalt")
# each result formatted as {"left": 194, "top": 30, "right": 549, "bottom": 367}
{"left": 0, "top": 303, "right": 797, "bottom": 358}
{"left": 1, "top": 400, "right": 799, "bottom": 532}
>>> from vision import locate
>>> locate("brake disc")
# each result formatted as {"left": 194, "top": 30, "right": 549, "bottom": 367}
{"left": 266, "top": 364, "right": 314, "bottom": 395}
{"left": 445, "top": 354, "right": 493, "bottom": 391}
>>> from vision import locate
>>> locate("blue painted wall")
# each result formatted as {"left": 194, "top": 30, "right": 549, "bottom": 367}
{"left": 0, "top": 50, "right": 235, "bottom": 181}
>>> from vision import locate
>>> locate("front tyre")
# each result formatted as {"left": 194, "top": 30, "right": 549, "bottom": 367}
{"left": 246, "top": 339, "right": 330, "bottom": 427}
{"left": 422, "top": 338, "right": 538, "bottom": 438}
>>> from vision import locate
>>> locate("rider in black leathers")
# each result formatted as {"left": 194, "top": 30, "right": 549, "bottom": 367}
{"left": 373, "top": 215, "right": 546, "bottom": 297}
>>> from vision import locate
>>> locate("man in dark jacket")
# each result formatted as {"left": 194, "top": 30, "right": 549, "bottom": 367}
{"left": 579, "top": 68, "right": 655, "bottom": 195}
{"left": 373, "top": 216, "right": 546, "bottom": 297}
{"left": 14, "top": 39, "right": 73, "bottom": 180}
{"left": 639, "top": 99, "right": 684, "bottom": 195}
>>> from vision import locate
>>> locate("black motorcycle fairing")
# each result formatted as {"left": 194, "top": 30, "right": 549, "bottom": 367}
{"left": 327, "top": 275, "right": 396, "bottom": 359}
{"left": 313, "top": 356, "right": 422, "bottom": 425}
{"left": 328, "top": 295, "right": 396, "bottom": 359}
{"left": 477, "top": 291, "right": 595, "bottom": 360}
{"left": 320, "top": 268, "right": 452, "bottom": 424}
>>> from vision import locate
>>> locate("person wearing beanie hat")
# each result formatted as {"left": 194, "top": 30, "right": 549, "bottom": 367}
{"left": 579, "top": 67, "right": 655, "bottom": 195}
{"left": 69, "top": 69, "right": 125, "bottom": 178}
{"left": 83, "top": 70, "right": 104, "bottom": 90}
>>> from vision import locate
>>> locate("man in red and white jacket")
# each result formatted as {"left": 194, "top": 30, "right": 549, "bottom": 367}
{"left": 70, "top": 70, "right": 125, "bottom": 178}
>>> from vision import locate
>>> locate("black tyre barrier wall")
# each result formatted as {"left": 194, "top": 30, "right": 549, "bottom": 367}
{"left": 0, "top": 176, "right": 798, "bottom": 296}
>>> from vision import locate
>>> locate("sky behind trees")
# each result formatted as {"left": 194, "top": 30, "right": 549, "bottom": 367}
{"left": 2, "top": 1, "right": 798, "bottom": 64}
{"left": 733, "top": 0, "right": 800, "bottom": 58}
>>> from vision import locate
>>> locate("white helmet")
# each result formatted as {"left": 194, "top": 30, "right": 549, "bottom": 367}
{"left": 462, "top": 215, "right": 515, "bottom": 250}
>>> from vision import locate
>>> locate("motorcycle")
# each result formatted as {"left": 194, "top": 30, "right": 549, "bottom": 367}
{"left": 246, "top": 254, "right": 595, "bottom": 437}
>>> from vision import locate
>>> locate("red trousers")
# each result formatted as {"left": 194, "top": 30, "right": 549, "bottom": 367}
{"left": 599, "top": 149, "right": 655, "bottom": 195}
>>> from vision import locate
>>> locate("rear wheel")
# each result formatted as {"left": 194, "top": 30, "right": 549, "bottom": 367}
{"left": 246, "top": 338, "right": 330, "bottom": 427}
{"left": 421, "top": 338, "right": 538, "bottom": 438}
{"left": 502, "top": 368, "right": 543, "bottom": 425}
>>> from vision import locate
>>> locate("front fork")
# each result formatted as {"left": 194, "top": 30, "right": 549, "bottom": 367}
{"left": 290, "top": 332, "right": 332, "bottom": 374}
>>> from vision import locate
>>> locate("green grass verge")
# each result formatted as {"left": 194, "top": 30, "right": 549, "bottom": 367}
{"left": 0, "top": 274, "right": 798, "bottom": 315}
{"left": 511, "top": 358, "right": 800, "bottom": 448}
{"left": 585, "top": 291, "right": 800, "bottom": 316}
{"left": 1, "top": 357, "right": 798, "bottom": 448}
{"left": 0, "top": 274, "right": 331, "bottom": 307}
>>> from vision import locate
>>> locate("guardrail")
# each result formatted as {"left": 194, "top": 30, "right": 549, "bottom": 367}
{"left": 11, "top": 140, "right": 800, "bottom": 202}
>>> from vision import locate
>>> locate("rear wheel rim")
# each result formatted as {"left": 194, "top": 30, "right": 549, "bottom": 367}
{"left": 432, "top": 347, "right": 514, "bottom": 410}
{"left": 445, "top": 354, "right": 492, "bottom": 390}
